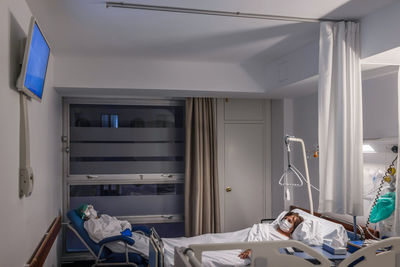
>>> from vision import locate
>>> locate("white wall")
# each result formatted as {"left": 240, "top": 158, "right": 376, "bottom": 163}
{"left": 53, "top": 40, "right": 320, "bottom": 99}
{"left": 54, "top": 56, "right": 266, "bottom": 95}
{"left": 361, "top": 1, "right": 400, "bottom": 62}
{"left": 290, "top": 93, "right": 319, "bottom": 210}
{"left": 270, "top": 100, "right": 285, "bottom": 217}
{"left": 0, "top": 1, "right": 62, "bottom": 266}
{"left": 363, "top": 72, "right": 398, "bottom": 139}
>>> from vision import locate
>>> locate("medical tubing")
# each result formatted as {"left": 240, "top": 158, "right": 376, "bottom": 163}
{"left": 291, "top": 165, "right": 320, "bottom": 192}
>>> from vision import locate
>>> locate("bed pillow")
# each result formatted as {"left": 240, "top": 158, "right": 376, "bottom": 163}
{"left": 291, "top": 209, "right": 348, "bottom": 247}
{"left": 291, "top": 219, "right": 324, "bottom": 245}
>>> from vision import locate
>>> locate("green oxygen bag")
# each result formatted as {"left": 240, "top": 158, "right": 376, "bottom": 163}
{"left": 370, "top": 192, "right": 396, "bottom": 223}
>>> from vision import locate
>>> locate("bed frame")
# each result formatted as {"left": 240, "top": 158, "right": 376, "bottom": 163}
{"left": 149, "top": 205, "right": 381, "bottom": 267}
{"left": 176, "top": 240, "right": 332, "bottom": 267}
{"left": 149, "top": 228, "right": 164, "bottom": 267}
{"left": 289, "top": 205, "right": 380, "bottom": 239}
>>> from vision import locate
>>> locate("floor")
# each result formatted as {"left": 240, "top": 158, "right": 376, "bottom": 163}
{"left": 61, "top": 261, "right": 137, "bottom": 267}
{"left": 61, "top": 261, "right": 94, "bottom": 267}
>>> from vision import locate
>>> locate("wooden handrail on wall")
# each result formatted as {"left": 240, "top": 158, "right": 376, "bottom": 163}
{"left": 26, "top": 215, "right": 62, "bottom": 267}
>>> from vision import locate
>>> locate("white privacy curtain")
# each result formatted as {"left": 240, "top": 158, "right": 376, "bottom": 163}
{"left": 318, "top": 21, "right": 364, "bottom": 216}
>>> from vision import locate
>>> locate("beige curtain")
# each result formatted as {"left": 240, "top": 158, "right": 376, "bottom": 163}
{"left": 185, "top": 98, "right": 220, "bottom": 236}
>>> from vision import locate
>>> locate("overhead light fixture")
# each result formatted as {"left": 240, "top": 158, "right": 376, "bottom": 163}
{"left": 363, "top": 144, "right": 376, "bottom": 153}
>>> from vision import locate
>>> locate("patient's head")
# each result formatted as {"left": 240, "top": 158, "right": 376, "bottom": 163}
{"left": 77, "top": 204, "right": 98, "bottom": 220}
{"left": 277, "top": 211, "right": 304, "bottom": 236}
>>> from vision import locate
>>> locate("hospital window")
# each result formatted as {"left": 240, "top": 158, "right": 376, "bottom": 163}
{"left": 62, "top": 99, "right": 185, "bottom": 254}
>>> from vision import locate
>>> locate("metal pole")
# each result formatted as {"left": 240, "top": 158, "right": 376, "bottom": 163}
{"left": 287, "top": 137, "right": 314, "bottom": 215}
{"left": 353, "top": 216, "right": 358, "bottom": 240}
{"left": 106, "top": 2, "right": 345, "bottom": 23}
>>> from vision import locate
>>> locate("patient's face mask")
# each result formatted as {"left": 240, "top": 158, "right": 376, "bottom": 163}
{"left": 84, "top": 205, "right": 98, "bottom": 219}
{"left": 279, "top": 218, "right": 293, "bottom": 233}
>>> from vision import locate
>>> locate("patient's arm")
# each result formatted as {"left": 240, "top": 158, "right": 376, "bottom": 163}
{"left": 238, "top": 249, "right": 252, "bottom": 259}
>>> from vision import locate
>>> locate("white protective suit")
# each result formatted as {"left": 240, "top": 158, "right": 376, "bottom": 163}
{"left": 84, "top": 214, "right": 149, "bottom": 256}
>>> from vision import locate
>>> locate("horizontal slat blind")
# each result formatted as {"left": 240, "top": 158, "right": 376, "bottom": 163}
{"left": 69, "top": 103, "right": 184, "bottom": 175}
{"left": 70, "top": 161, "right": 184, "bottom": 174}
{"left": 70, "top": 127, "right": 184, "bottom": 142}
{"left": 70, "top": 143, "right": 184, "bottom": 157}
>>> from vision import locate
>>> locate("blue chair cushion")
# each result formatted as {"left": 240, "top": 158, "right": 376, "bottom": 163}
{"left": 67, "top": 209, "right": 148, "bottom": 265}
{"left": 132, "top": 225, "right": 151, "bottom": 236}
{"left": 67, "top": 210, "right": 110, "bottom": 259}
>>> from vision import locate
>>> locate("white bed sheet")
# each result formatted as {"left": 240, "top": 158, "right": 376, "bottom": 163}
{"left": 163, "top": 224, "right": 289, "bottom": 267}
{"left": 163, "top": 228, "right": 251, "bottom": 267}
{"left": 162, "top": 210, "right": 348, "bottom": 267}
{"left": 291, "top": 209, "right": 349, "bottom": 247}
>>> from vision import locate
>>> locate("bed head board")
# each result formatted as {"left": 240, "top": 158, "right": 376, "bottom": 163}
{"left": 289, "top": 205, "right": 379, "bottom": 239}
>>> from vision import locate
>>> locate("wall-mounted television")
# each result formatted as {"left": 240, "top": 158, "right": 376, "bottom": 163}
{"left": 16, "top": 17, "right": 50, "bottom": 102}
{"left": 16, "top": 17, "right": 51, "bottom": 198}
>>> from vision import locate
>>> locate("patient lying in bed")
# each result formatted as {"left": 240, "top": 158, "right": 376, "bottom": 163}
{"left": 238, "top": 211, "right": 303, "bottom": 259}
{"left": 163, "top": 211, "right": 305, "bottom": 267}
{"left": 163, "top": 209, "right": 349, "bottom": 267}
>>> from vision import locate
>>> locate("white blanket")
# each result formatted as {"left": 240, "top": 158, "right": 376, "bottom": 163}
{"left": 84, "top": 214, "right": 149, "bottom": 256}
{"left": 163, "top": 224, "right": 288, "bottom": 267}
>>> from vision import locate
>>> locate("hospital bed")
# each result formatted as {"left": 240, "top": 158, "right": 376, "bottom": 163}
{"left": 150, "top": 205, "right": 389, "bottom": 267}
{"left": 175, "top": 238, "right": 400, "bottom": 267}
{"left": 150, "top": 206, "right": 348, "bottom": 267}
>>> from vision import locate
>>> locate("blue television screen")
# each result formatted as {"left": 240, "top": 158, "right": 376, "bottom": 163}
{"left": 24, "top": 23, "right": 50, "bottom": 100}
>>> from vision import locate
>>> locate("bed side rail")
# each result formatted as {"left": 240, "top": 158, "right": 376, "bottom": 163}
{"left": 175, "top": 247, "right": 201, "bottom": 267}
{"left": 149, "top": 227, "right": 164, "bottom": 267}
{"left": 338, "top": 237, "right": 400, "bottom": 267}
{"left": 189, "top": 240, "right": 332, "bottom": 267}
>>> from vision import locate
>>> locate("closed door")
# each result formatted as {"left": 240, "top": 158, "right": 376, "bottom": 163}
{"left": 224, "top": 123, "right": 265, "bottom": 232}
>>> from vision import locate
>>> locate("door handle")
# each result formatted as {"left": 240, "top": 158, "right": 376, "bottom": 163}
{"left": 226, "top": 187, "right": 232, "bottom": 192}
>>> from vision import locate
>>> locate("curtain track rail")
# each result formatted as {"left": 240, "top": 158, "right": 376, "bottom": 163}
{"left": 106, "top": 2, "right": 346, "bottom": 23}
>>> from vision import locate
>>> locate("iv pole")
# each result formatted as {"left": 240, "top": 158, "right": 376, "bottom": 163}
{"left": 285, "top": 136, "right": 314, "bottom": 215}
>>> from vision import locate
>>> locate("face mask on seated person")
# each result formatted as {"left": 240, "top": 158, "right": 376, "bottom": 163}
{"left": 278, "top": 218, "right": 293, "bottom": 233}
{"left": 81, "top": 205, "right": 98, "bottom": 220}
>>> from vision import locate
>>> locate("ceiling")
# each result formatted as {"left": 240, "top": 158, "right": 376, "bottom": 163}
{"left": 28, "top": 0, "right": 395, "bottom": 63}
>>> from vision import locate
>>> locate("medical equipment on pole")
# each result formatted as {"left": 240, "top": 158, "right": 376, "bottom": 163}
{"left": 365, "top": 152, "right": 398, "bottom": 240}
{"left": 279, "top": 135, "right": 317, "bottom": 215}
